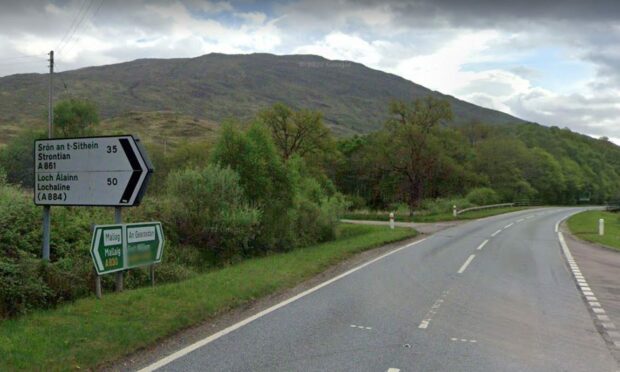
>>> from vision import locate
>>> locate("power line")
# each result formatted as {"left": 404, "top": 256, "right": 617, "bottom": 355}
{"left": 55, "top": 0, "right": 90, "bottom": 50}
{"left": 56, "top": 0, "right": 94, "bottom": 52}
{"left": 58, "top": 0, "right": 101, "bottom": 55}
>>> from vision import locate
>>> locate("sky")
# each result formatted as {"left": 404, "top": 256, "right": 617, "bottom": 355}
{"left": 1, "top": 0, "right": 620, "bottom": 143}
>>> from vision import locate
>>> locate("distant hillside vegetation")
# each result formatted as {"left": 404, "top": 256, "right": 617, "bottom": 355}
{"left": 0, "top": 53, "right": 526, "bottom": 140}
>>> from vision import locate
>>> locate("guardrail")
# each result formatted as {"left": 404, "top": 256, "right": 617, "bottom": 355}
{"left": 606, "top": 203, "right": 620, "bottom": 212}
{"left": 454, "top": 202, "right": 515, "bottom": 217}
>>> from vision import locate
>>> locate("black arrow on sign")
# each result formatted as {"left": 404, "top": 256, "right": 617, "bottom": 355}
{"left": 119, "top": 138, "right": 143, "bottom": 204}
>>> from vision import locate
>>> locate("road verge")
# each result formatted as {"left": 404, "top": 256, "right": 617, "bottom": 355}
{"left": 0, "top": 224, "right": 416, "bottom": 371}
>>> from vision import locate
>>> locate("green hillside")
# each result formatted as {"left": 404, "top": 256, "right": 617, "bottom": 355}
{"left": 0, "top": 53, "right": 525, "bottom": 144}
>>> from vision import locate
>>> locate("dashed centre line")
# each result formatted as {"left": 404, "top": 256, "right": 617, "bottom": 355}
{"left": 349, "top": 324, "right": 372, "bottom": 330}
{"left": 418, "top": 290, "right": 450, "bottom": 330}
{"left": 491, "top": 229, "right": 502, "bottom": 237}
{"left": 477, "top": 239, "right": 489, "bottom": 251}
{"left": 504, "top": 223, "right": 514, "bottom": 229}
{"left": 451, "top": 337, "right": 477, "bottom": 343}
{"left": 457, "top": 254, "right": 476, "bottom": 274}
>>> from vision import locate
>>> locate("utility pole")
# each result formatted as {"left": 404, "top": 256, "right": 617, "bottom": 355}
{"left": 42, "top": 50, "right": 53, "bottom": 261}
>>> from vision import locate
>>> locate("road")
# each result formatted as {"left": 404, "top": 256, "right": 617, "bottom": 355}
{"left": 140, "top": 208, "right": 618, "bottom": 372}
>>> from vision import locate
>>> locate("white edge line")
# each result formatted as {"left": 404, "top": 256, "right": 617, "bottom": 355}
{"left": 457, "top": 254, "right": 476, "bottom": 274}
{"left": 477, "top": 240, "right": 489, "bottom": 251}
{"left": 137, "top": 237, "right": 427, "bottom": 372}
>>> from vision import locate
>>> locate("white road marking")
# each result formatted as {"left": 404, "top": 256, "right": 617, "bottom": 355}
{"left": 137, "top": 238, "right": 427, "bottom": 372}
{"left": 491, "top": 229, "right": 502, "bottom": 237}
{"left": 517, "top": 218, "right": 524, "bottom": 223}
{"left": 418, "top": 290, "right": 450, "bottom": 330}
{"left": 350, "top": 324, "right": 372, "bottom": 331}
{"left": 387, "top": 369, "right": 400, "bottom": 372}
{"left": 450, "top": 337, "right": 477, "bottom": 343}
{"left": 504, "top": 223, "right": 514, "bottom": 229}
{"left": 556, "top": 219, "right": 620, "bottom": 351}
{"left": 457, "top": 254, "right": 476, "bottom": 274}
{"left": 477, "top": 240, "right": 489, "bottom": 251}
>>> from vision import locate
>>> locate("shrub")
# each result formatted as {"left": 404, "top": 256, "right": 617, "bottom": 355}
{"left": 466, "top": 187, "right": 500, "bottom": 206}
{"left": 212, "top": 123, "right": 295, "bottom": 251}
{"left": 0, "top": 259, "right": 53, "bottom": 318}
{"left": 164, "top": 165, "right": 260, "bottom": 261}
{"left": 420, "top": 197, "right": 473, "bottom": 215}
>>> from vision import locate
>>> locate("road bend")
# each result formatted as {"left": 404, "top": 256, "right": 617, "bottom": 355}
{"left": 140, "top": 207, "right": 617, "bottom": 372}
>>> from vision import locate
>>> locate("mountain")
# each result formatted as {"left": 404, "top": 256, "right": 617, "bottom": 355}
{"left": 0, "top": 53, "right": 526, "bottom": 140}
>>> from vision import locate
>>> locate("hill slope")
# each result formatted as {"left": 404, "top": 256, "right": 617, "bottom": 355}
{"left": 0, "top": 53, "right": 525, "bottom": 137}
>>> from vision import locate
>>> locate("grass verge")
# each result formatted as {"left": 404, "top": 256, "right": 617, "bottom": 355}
{"left": 567, "top": 210, "right": 620, "bottom": 251}
{"left": 342, "top": 206, "right": 530, "bottom": 223}
{"left": 0, "top": 224, "right": 416, "bottom": 371}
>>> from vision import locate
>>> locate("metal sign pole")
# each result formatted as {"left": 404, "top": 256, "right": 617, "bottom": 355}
{"left": 114, "top": 207, "right": 123, "bottom": 292}
{"left": 42, "top": 50, "right": 53, "bottom": 261}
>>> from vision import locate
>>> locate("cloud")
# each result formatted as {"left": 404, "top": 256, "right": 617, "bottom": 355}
{"left": 0, "top": 0, "right": 620, "bottom": 144}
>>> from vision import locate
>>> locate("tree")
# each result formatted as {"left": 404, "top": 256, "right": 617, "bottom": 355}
{"left": 377, "top": 96, "right": 454, "bottom": 214}
{"left": 0, "top": 129, "right": 46, "bottom": 187}
{"left": 211, "top": 122, "right": 295, "bottom": 250}
{"left": 258, "top": 103, "right": 333, "bottom": 161}
{"left": 53, "top": 98, "right": 99, "bottom": 137}
{"left": 459, "top": 120, "right": 491, "bottom": 146}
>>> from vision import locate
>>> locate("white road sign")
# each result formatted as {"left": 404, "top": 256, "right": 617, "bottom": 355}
{"left": 34, "top": 135, "right": 153, "bottom": 206}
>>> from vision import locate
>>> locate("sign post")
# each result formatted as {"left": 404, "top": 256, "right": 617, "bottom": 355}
{"left": 34, "top": 135, "right": 152, "bottom": 207}
{"left": 35, "top": 135, "right": 154, "bottom": 296}
{"left": 90, "top": 222, "right": 164, "bottom": 277}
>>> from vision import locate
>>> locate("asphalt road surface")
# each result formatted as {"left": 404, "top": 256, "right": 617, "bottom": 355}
{"left": 141, "top": 208, "right": 618, "bottom": 372}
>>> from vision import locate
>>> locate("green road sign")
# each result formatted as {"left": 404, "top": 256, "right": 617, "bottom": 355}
{"left": 91, "top": 222, "right": 164, "bottom": 275}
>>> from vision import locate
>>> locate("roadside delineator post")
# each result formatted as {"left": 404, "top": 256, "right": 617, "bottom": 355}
{"left": 389, "top": 212, "right": 395, "bottom": 230}
{"left": 599, "top": 218, "right": 605, "bottom": 236}
{"left": 453, "top": 205, "right": 457, "bottom": 218}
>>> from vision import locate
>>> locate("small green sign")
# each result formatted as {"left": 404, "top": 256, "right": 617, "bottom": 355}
{"left": 90, "top": 222, "right": 164, "bottom": 275}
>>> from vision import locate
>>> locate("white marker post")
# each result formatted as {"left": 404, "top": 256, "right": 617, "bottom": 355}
{"left": 389, "top": 212, "right": 395, "bottom": 229}
{"left": 453, "top": 205, "right": 457, "bottom": 217}
{"left": 599, "top": 218, "right": 605, "bottom": 236}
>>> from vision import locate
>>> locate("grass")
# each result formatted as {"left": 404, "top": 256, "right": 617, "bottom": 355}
{"left": 342, "top": 206, "right": 530, "bottom": 223}
{"left": 567, "top": 210, "right": 620, "bottom": 251}
{"left": 0, "top": 224, "right": 416, "bottom": 371}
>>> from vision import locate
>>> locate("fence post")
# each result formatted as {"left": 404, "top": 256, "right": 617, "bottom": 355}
{"left": 599, "top": 218, "right": 605, "bottom": 236}
{"left": 389, "top": 212, "right": 395, "bottom": 230}
{"left": 453, "top": 205, "right": 457, "bottom": 217}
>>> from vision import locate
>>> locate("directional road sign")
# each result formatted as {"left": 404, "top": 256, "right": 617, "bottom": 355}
{"left": 34, "top": 135, "right": 153, "bottom": 206}
{"left": 91, "top": 222, "right": 164, "bottom": 275}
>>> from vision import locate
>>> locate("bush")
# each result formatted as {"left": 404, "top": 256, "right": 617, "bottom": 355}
{"left": 212, "top": 123, "right": 295, "bottom": 251}
{"left": 288, "top": 156, "right": 345, "bottom": 247}
{"left": 420, "top": 197, "right": 473, "bottom": 215}
{"left": 466, "top": 187, "right": 500, "bottom": 206}
{"left": 0, "top": 259, "right": 53, "bottom": 318}
{"left": 163, "top": 165, "right": 260, "bottom": 261}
